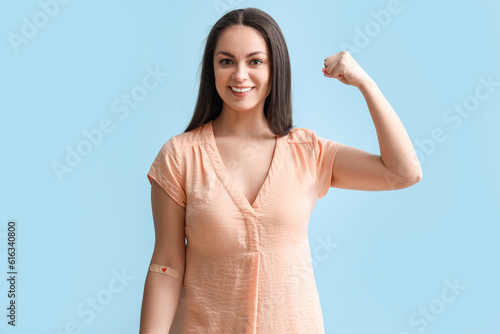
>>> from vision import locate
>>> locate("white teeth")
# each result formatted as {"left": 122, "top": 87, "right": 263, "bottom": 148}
{"left": 231, "top": 87, "right": 252, "bottom": 93}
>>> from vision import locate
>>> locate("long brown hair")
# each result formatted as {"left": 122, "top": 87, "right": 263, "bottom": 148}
{"left": 183, "top": 7, "right": 294, "bottom": 136}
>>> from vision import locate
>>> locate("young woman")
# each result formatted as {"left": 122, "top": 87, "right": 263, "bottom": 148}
{"left": 140, "top": 7, "right": 422, "bottom": 334}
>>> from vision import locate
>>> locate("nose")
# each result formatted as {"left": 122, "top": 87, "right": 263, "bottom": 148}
{"left": 232, "top": 63, "right": 249, "bottom": 82}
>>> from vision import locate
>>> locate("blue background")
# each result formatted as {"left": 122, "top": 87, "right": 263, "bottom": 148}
{"left": 1, "top": 0, "right": 499, "bottom": 333}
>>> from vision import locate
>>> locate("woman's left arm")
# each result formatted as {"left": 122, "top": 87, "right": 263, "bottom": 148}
{"left": 323, "top": 51, "right": 422, "bottom": 191}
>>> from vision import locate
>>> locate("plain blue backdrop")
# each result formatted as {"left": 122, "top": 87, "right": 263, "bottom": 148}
{"left": 1, "top": 0, "right": 499, "bottom": 333}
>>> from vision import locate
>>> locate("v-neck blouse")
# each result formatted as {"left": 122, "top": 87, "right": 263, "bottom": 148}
{"left": 147, "top": 120, "right": 343, "bottom": 334}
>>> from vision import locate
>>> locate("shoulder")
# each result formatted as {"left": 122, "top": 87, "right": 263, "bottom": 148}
{"left": 285, "top": 126, "right": 343, "bottom": 161}
{"left": 159, "top": 123, "right": 208, "bottom": 153}
{"left": 286, "top": 127, "right": 319, "bottom": 144}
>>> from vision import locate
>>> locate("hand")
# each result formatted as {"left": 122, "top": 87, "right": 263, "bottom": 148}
{"left": 322, "top": 51, "right": 373, "bottom": 88}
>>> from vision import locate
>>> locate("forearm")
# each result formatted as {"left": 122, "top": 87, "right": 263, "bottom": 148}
{"left": 358, "top": 79, "right": 422, "bottom": 180}
{"left": 139, "top": 269, "right": 184, "bottom": 333}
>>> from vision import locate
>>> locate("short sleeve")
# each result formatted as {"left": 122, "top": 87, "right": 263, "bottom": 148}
{"left": 313, "top": 130, "right": 344, "bottom": 199}
{"left": 147, "top": 136, "right": 187, "bottom": 207}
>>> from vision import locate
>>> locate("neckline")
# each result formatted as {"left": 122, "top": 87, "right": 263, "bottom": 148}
{"left": 204, "top": 120, "right": 284, "bottom": 216}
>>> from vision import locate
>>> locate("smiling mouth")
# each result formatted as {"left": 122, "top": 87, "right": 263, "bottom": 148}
{"left": 230, "top": 86, "right": 254, "bottom": 93}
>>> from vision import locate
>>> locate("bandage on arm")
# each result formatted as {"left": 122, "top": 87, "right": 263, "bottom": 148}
{"left": 149, "top": 263, "right": 179, "bottom": 278}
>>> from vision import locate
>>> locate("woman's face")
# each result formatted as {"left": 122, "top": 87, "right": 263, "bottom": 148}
{"left": 213, "top": 25, "right": 271, "bottom": 114}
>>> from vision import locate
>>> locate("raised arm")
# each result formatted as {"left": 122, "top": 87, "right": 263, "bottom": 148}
{"left": 322, "top": 51, "right": 422, "bottom": 191}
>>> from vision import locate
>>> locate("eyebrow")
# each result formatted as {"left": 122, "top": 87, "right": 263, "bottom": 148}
{"left": 215, "top": 51, "right": 267, "bottom": 58}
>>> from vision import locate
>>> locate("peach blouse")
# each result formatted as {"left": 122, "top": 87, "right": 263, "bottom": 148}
{"left": 147, "top": 120, "right": 343, "bottom": 334}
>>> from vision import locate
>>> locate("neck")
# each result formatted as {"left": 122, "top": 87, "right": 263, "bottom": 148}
{"left": 212, "top": 105, "right": 273, "bottom": 139}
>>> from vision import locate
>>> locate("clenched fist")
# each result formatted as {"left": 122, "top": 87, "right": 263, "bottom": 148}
{"left": 322, "top": 51, "right": 373, "bottom": 88}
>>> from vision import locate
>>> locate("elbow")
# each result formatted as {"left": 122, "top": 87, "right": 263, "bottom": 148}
{"left": 413, "top": 165, "right": 423, "bottom": 183}
{"left": 412, "top": 171, "right": 423, "bottom": 185}
{"left": 416, "top": 169, "right": 423, "bottom": 182}
{"left": 384, "top": 162, "right": 423, "bottom": 189}
{"left": 397, "top": 157, "right": 423, "bottom": 187}
{"left": 408, "top": 156, "right": 423, "bottom": 185}
{"left": 387, "top": 166, "right": 422, "bottom": 190}
{"left": 403, "top": 169, "right": 423, "bottom": 187}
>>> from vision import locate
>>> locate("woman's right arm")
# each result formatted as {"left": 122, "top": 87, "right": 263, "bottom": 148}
{"left": 139, "top": 179, "right": 186, "bottom": 333}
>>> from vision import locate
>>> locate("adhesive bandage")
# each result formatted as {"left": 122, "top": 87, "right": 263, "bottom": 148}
{"left": 149, "top": 263, "right": 179, "bottom": 278}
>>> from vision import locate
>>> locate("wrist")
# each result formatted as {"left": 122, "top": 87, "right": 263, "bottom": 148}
{"left": 357, "top": 78, "right": 377, "bottom": 92}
